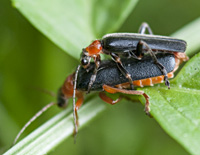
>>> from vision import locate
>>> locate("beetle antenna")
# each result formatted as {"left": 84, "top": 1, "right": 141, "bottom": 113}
{"left": 73, "top": 65, "right": 81, "bottom": 143}
{"left": 12, "top": 102, "right": 56, "bottom": 146}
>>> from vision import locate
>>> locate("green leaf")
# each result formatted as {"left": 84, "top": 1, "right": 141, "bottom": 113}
{"left": 171, "top": 17, "right": 200, "bottom": 57}
{"left": 90, "top": 0, "right": 139, "bottom": 37}
{"left": 139, "top": 52, "right": 200, "bottom": 155}
{"left": 138, "top": 19, "right": 200, "bottom": 154}
{"left": 3, "top": 98, "right": 106, "bottom": 155}
{"left": 12, "top": 0, "right": 138, "bottom": 59}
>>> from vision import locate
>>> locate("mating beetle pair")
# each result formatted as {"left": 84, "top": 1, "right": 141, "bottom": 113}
{"left": 13, "top": 23, "right": 188, "bottom": 145}
{"left": 81, "top": 23, "right": 188, "bottom": 93}
{"left": 68, "top": 22, "right": 188, "bottom": 136}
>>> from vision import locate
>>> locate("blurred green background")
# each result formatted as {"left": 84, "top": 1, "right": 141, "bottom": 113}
{"left": 1, "top": 0, "right": 200, "bottom": 154}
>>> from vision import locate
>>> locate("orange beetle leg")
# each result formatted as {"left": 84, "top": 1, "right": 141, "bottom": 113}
{"left": 73, "top": 95, "right": 84, "bottom": 136}
{"left": 103, "top": 85, "right": 150, "bottom": 115}
{"left": 99, "top": 92, "right": 122, "bottom": 105}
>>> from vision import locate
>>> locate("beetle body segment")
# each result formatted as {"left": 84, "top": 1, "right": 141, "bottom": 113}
{"left": 85, "top": 40, "right": 102, "bottom": 56}
{"left": 77, "top": 53, "right": 176, "bottom": 91}
{"left": 82, "top": 23, "right": 187, "bottom": 92}
{"left": 102, "top": 33, "right": 187, "bottom": 54}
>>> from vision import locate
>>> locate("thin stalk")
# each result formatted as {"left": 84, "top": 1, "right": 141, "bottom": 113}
{"left": 4, "top": 97, "right": 106, "bottom": 155}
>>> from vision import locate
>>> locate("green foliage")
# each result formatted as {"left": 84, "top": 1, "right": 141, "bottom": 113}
{"left": 140, "top": 53, "right": 200, "bottom": 155}
{"left": 139, "top": 18, "right": 200, "bottom": 154}
{"left": 1, "top": 0, "right": 200, "bottom": 154}
{"left": 4, "top": 98, "right": 106, "bottom": 155}
{"left": 12, "top": 0, "right": 138, "bottom": 59}
{"left": 172, "top": 18, "right": 200, "bottom": 57}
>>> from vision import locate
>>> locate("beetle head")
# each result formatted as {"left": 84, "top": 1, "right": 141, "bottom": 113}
{"left": 81, "top": 48, "right": 91, "bottom": 69}
{"left": 57, "top": 88, "right": 68, "bottom": 108}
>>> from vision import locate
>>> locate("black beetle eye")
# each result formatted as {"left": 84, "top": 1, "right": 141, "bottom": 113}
{"left": 81, "top": 58, "right": 89, "bottom": 66}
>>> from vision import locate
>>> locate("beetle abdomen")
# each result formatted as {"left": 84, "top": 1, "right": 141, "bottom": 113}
{"left": 77, "top": 53, "right": 175, "bottom": 91}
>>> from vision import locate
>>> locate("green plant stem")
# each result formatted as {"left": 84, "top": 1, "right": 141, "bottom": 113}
{"left": 4, "top": 97, "right": 105, "bottom": 155}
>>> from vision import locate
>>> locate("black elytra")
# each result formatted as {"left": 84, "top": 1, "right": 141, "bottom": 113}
{"left": 101, "top": 33, "right": 186, "bottom": 54}
{"left": 77, "top": 53, "right": 175, "bottom": 91}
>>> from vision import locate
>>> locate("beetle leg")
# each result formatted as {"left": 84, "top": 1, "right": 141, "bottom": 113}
{"left": 87, "top": 55, "right": 101, "bottom": 94}
{"left": 126, "top": 50, "right": 141, "bottom": 60}
{"left": 129, "top": 51, "right": 142, "bottom": 60}
{"left": 103, "top": 85, "right": 150, "bottom": 115}
{"left": 138, "top": 22, "right": 153, "bottom": 35}
{"left": 74, "top": 95, "right": 84, "bottom": 126}
{"left": 137, "top": 41, "right": 170, "bottom": 89}
{"left": 99, "top": 92, "right": 122, "bottom": 105}
{"left": 72, "top": 94, "right": 84, "bottom": 142}
{"left": 110, "top": 53, "right": 134, "bottom": 90}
